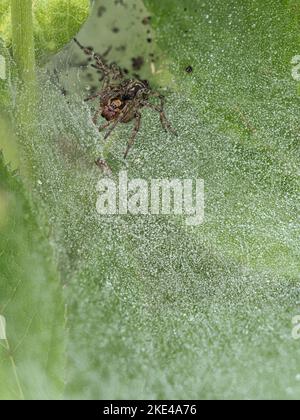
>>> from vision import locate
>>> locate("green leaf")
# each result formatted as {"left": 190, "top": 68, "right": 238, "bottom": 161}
{"left": 3, "top": 0, "right": 300, "bottom": 399}
{"left": 0, "top": 0, "right": 90, "bottom": 61}
{"left": 142, "top": 0, "right": 300, "bottom": 274}
{"left": 0, "top": 152, "right": 65, "bottom": 400}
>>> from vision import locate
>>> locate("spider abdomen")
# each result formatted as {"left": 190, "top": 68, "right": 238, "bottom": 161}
{"left": 101, "top": 105, "right": 120, "bottom": 121}
{"left": 101, "top": 97, "right": 124, "bottom": 121}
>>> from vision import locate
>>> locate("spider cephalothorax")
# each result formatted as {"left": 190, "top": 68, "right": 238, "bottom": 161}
{"left": 100, "top": 80, "right": 150, "bottom": 123}
{"left": 74, "top": 38, "right": 177, "bottom": 165}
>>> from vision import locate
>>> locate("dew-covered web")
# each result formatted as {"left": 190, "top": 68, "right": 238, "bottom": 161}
{"left": 14, "top": 0, "right": 300, "bottom": 399}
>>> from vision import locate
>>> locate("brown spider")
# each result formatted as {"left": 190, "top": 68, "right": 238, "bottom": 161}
{"left": 74, "top": 38, "right": 177, "bottom": 168}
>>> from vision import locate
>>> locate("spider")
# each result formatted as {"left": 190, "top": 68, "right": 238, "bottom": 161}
{"left": 74, "top": 38, "right": 177, "bottom": 168}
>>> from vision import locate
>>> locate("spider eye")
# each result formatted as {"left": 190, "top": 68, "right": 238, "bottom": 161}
{"left": 122, "top": 94, "right": 131, "bottom": 101}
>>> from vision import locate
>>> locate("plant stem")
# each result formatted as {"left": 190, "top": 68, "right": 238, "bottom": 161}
{"left": 11, "top": 0, "right": 35, "bottom": 85}
{"left": 10, "top": 0, "right": 37, "bottom": 180}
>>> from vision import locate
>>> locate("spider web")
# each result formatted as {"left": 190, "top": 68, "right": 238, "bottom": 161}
{"left": 8, "top": 0, "right": 300, "bottom": 399}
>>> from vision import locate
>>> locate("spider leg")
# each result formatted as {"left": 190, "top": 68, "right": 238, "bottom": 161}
{"left": 103, "top": 103, "right": 131, "bottom": 141}
{"left": 84, "top": 93, "right": 101, "bottom": 102}
{"left": 94, "top": 121, "right": 114, "bottom": 173}
{"left": 124, "top": 112, "right": 142, "bottom": 159}
{"left": 99, "top": 121, "right": 112, "bottom": 132}
{"left": 92, "top": 108, "right": 102, "bottom": 124}
{"left": 74, "top": 38, "right": 123, "bottom": 80}
{"left": 143, "top": 101, "right": 177, "bottom": 136}
{"left": 95, "top": 158, "right": 112, "bottom": 175}
{"left": 74, "top": 38, "right": 110, "bottom": 76}
{"left": 110, "top": 63, "right": 124, "bottom": 80}
{"left": 160, "top": 109, "right": 177, "bottom": 136}
{"left": 102, "top": 76, "right": 111, "bottom": 90}
{"left": 92, "top": 107, "right": 113, "bottom": 131}
{"left": 102, "top": 45, "right": 112, "bottom": 58}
